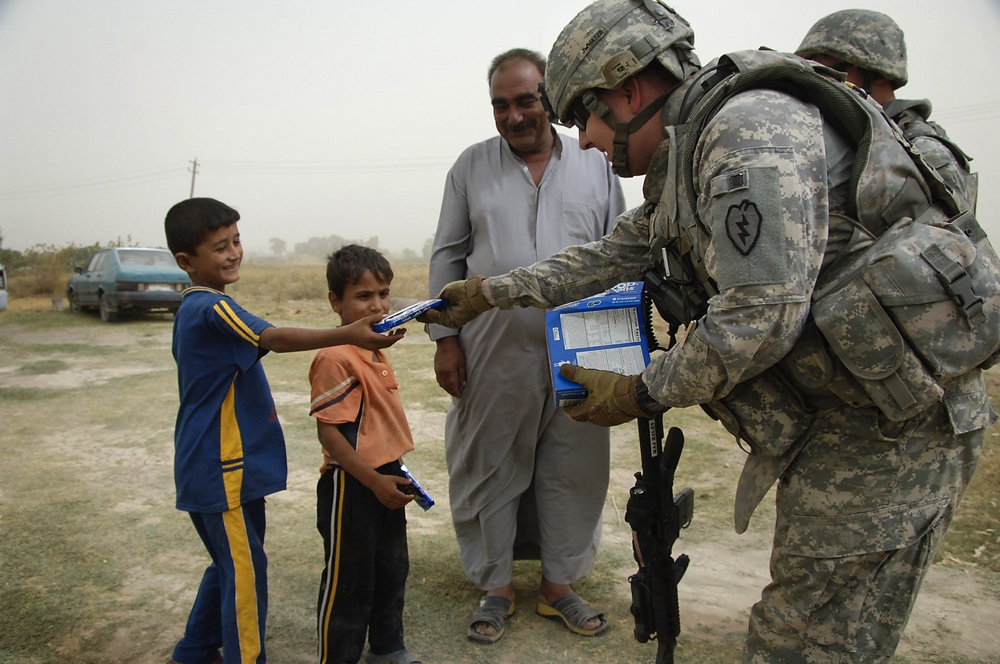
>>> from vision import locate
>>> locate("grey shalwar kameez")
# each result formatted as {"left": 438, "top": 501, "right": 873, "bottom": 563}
{"left": 428, "top": 131, "right": 626, "bottom": 590}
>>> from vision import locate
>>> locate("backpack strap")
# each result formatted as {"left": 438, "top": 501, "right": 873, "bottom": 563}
{"left": 677, "top": 50, "right": 876, "bottom": 233}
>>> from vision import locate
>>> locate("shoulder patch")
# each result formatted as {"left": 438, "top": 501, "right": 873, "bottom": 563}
{"left": 726, "top": 199, "right": 762, "bottom": 256}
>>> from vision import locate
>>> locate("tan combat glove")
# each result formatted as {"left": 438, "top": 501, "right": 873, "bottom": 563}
{"left": 417, "top": 276, "right": 494, "bottom": 329}
{"left": 559, "top": 364, "right": 666, "bottom": 427}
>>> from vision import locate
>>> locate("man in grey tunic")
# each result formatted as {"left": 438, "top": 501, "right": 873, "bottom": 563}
{"left": 796, "top": 9, "right": 977, "bottom": 211}
{"left": 421, "top": 2, "right": 992, "bottom": 661}
{"left": 427, "top": 48, "right": 626, "bottom": 643}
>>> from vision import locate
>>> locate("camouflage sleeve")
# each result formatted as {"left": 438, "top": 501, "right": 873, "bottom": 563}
{"left": 489, "top": 203, "right": 653, "bottom": 309}
{"left": 643, "top": 90, "right": 830, "bottom": 407}
{"left": 911, "top": 134, "right": 973, "bottom": 211}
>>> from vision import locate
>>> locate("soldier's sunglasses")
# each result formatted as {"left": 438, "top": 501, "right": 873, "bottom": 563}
{"left": 567, "top": 98, "right": 592, "bottom": 132}
{"left": 538, "top": 82, "right": 597, "bottom": 132}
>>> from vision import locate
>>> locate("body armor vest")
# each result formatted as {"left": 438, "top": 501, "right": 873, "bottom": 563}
{"left": 646, "top": 49, "right": 1000, "bottom": 456}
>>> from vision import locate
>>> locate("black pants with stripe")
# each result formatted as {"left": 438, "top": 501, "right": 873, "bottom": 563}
{"left": 316, "top": 463, "right": 408, "bottom": 664}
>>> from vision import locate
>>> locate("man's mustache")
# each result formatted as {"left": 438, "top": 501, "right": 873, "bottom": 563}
{"left": 506, "top": 120, "right": 535, "bottom": 133}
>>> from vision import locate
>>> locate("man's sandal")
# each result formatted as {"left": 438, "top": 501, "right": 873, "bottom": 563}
{"left": 536, "top": 592, "right": 609, "bottom": 637}
{"left": 468, "top": 595, "right": 516, "bottom": 644}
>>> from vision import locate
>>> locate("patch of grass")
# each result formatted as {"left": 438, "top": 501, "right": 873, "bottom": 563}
{"left": 14, "top": 343, "right": 122, "bottom": 356}
{"left": 892, "top": 656, "right": 983, "bottom": 664}
{"left": 0, "top": 387, "right": 51, "bottom": 401}
{"left": 16, "top": 359, "right": 69, "bottom": 375}
{"left": 0, "top": 492, "right": 137, "bottom": 662}
{"left": 1, "top": 299, "right": 95, "bottom": 328}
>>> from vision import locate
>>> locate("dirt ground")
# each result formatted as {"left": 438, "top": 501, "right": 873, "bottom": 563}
{"left": 1, "top": 312, "right": 999, "bottom": 663}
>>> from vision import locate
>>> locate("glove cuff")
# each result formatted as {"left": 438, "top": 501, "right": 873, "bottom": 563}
{"left": 631, "top": 376, "right": 667, "bottom": 417}
{"left": 465, "top": 276, "right": 495, "bottom": 313}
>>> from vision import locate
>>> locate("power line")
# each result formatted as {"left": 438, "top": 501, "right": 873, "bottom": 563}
{"left": 0, "top": 164, "right": 187, "bottom": 199}
{"left": 0, "top": 156, "right": 456, "bottom": 202}
{"left": 931, "top": 102, "right": 1000, "bottom": 126}
{"left": 205, "top": 157, "right": 454, "bottom": 175}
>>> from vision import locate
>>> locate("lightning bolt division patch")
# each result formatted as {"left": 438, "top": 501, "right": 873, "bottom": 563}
{"left": 726, "top": 199, "right": 762, "bottom": 255}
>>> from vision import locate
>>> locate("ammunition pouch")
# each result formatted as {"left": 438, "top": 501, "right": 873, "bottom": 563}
{"left": 812, "top": 209, "right": 1000, "bottom": 421}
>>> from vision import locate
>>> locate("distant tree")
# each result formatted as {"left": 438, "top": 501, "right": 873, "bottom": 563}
{"left": 422, "top": 237, "right": 433, "bottom": 260}
{"left": 401, "top": 248, "right": 418, "bottom": 261}
{"left": 293, "top": 235, "right": 346, "bottom": 259}
{"left": 106, "top": 235, "right": 139, "bottom": 248}
{"left": 269, "top": 237, "right": 286, "bottom": 256}
{"left": 0, "top": 248, "right": 26, "bottom": 270}
{"left": 67, "top": 244, "right": 100, "bottom": 267}
{"left": 12, "top": 242, "right": 101, "bottom": 296}
{"left": 291, "top": 235, "right": 385, "bottom": 259}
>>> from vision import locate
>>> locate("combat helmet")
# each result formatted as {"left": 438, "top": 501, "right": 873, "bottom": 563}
{"left": 795, "top": 9, "right": 908, "bottom": 88}
{"left": 541, "top": 0, "right": 700, "bottom": 176}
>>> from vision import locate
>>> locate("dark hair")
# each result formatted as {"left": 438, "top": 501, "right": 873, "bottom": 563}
{"left": 325, "top": 244, "right": 394, "bottom": 298}
{"left": 487, "top": 48, "right": 546, "bottom": 85}
{"left": 164, "top": 198, "right": 240, "bottom": 255}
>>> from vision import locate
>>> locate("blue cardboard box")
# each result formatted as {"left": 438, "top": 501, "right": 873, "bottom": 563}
{"left": 545, "top": 282, "right": 651, "bottom": 407}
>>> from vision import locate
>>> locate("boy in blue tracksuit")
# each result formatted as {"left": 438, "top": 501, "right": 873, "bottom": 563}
{"left": 164, "top": 197, "right": 402, "bottom": 664}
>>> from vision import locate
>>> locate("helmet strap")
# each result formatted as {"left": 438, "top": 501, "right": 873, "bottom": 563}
{"left": 609, "top": 90, "right": 672, "bottom": 177}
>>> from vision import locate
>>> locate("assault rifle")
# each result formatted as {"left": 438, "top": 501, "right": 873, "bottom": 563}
{"left": 626, "top": 266, "right": 696, "bottom": 663}
{"left": 627, "top": 420, "right": 693, "bottom": 664}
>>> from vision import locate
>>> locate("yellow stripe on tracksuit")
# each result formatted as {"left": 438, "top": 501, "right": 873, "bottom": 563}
{"left": 214, "top": 300, "right": 261, "bottom": 345}
{"left": 220, "top": 376, "right": 245, "bottom": 511}
{"left": 222, "top": 507, "right": 261, "bottom": 664}
{"left": 318, "top": 469, "right": 347, "bottom": 664}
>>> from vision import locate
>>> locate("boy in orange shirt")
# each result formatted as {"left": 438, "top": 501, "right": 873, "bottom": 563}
{"left": 308, "top": 244, "right": 422, "bottom": 664}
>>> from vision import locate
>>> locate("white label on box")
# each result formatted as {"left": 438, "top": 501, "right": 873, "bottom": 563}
{"left": 575, "top": 345, "right": 649, "bottom": 375}
{"left": 559, "top": 308, "right": 642, "bottom": 350}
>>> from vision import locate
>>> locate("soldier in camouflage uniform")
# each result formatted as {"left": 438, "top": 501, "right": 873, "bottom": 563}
{"left": 796, "top": 9, "right": 977, "bottom": 211}
{"left": 419, "top": 1, "right": 994, "bottom": 661}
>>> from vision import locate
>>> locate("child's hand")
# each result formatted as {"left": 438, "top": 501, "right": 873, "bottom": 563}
{"left": 344, "top": 314, "right": 405, "bottom": 350}
{"left": 372, "top": 473, "right": 414, "bottom": 509}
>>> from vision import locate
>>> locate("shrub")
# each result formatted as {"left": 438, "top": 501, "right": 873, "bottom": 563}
{"left": 6, "top": 243, "right": 101, "bottom": 297}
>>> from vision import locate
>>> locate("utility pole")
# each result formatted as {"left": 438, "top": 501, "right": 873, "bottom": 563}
{"left": 189, "top": 158, "right": 199, "bottom": 198}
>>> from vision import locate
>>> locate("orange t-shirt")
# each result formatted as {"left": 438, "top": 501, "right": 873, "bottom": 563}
{"left": 308, "top": 345, "right": 414, "bottom": 471}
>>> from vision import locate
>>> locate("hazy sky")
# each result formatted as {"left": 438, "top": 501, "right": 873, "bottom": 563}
{"left": 2, "top": 0, "right": 998, "bottom": 256}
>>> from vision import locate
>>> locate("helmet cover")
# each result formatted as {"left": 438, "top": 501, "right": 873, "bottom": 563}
{"left": 796, "top": 9, "right": 907, "bottom": 87}
{"left": 543, "top": 0, "right": 700, "bottom": 123}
